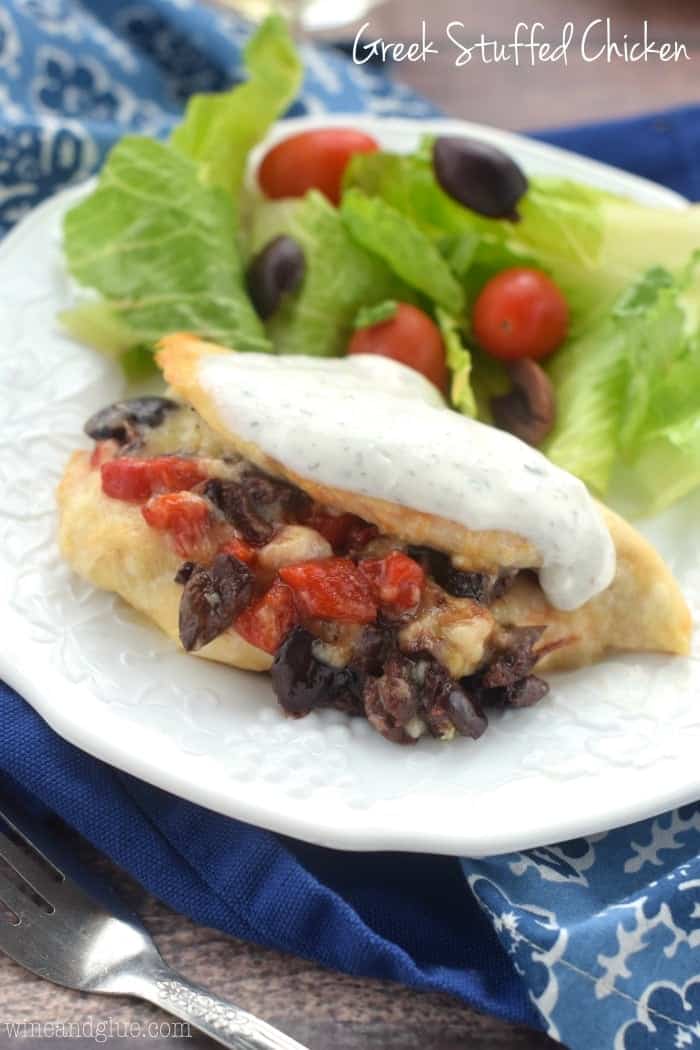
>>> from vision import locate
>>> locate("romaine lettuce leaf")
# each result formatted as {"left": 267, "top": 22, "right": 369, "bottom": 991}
{"left": 171, "top": 15, "right": 301, "bottom": 203}
{"left": 62, "top": 136, "right": 269, "bottom": 354}
{"left": 340, "top": 189, "right": 464, "bottom": 314}
{"left": 354, "top": 300, "right": 398, "bottom": 328}
{"left": 545, "top": 262, "right": 700, "bottom": 507}
{"left": 61, "top": 16, "right": 301, "bottom": 362}
{"left": 436, "top": 309, "right": 476, "bottom": 417}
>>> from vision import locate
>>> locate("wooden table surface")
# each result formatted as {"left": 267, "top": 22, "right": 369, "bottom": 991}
{"left": 2, "top": 2, "right": 697, "bottom": 1048}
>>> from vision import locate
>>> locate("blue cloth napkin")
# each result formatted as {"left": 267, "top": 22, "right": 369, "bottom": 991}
{"left": 2, "top": 4, "right": 699, "bottom": 1048}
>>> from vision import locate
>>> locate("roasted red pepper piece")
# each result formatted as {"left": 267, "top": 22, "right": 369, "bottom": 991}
{"left": 234, "top": 579, "right": 298, "bottom": 654}
{"left": 360, "top": 550, "right": 425, "bottom": 615}
{"left": 219, "top": 537, "right": 257, "bottom": 565}
{"left": 279, "top": 557, "right": 377, "bottom": 624}
{"left": 142, "top": 491, "right": 210, "bottom": 557}
{"left": 101, "top": 456, "right": 205, "bottom": 502}
{"left": 306, "top": 510, "right": 378, "bottom": 552}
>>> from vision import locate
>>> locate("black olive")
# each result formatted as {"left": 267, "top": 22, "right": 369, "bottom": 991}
{"left": 84, "top": 396, "right": 178, "bottom": 444}
{"left": 491, "top": 359, "right": 556, "bottom": 447}
{"left": 432, "top": 136, "right": 528, "bottom": 221}
{"left": 421, "top": 658, "right": 488, "bottom": 740}
{"left": 406, "top": 544, "right": 507, "bottom": 605}
{"left": 271, "top": 627, "right": 362, "bottom": 718}
{"left": 178, "top": 554, "right": 253, "bottom": 652}
{"left": 174, "top": 561, "right": 196, "bottom": 585}
{"left": 246, "top": 236, "right": 306, "bottom": 320}
{"left": 202, "top": 478, "right": 274, "bottom": 547}
{"left": 480, "top": 626, "right": 545, "bottom": 688}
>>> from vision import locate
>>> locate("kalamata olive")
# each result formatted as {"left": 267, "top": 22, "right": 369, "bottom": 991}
{"left": 406, "top": 544, "right": 514, "bottom": 605}
{"left": 174, "top": 561, "right": 196, "bottom": 585}
{"left": 480, "top": 626, "right": 545, "bottom": 688}
{"left": 362, "top": 653, "right": 419, "bottom": 744}
{"left": 84, "top": 396, "right": 178, "bottom": 444}
{"left": 432, "top": 136, "right": 528, "bottom": 221}
{"left": 271, "top": 627, "right": 362, "bottom": 717}
{"left": 421, "top": 658, "right": 488, "bottom": 740}
{"left": 502, "top": 675, "right": 549, "bottom": 708}
{"left": 246, "top": 235, "right": 306, "bottom": 320}
{"left": 178, "top": 554, "right": 253, "bottom": 652}
{"left": 491, "top": 359, "right": 556, "bottom": 447}
{"left": 202, "top": 479, "right": 274, "bottom": 547}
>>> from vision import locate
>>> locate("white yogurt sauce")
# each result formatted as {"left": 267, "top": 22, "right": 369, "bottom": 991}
{"left": 199, "top": 352, "right": 616, "bottom": 610}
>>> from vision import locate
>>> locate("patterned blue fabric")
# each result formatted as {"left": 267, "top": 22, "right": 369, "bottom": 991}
{"left": 2, "top": 4, "right": 699, "bottom": 1048}
{"left": 0, "top": 0, "right": 437, "bottom": 234}
{"left": 462, "top": 810, "right": 700, "bottom": 1047}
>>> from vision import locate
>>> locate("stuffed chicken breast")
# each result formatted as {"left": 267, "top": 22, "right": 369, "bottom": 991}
{"left": 57, "top": 334, "right": 691, "bottom": 745}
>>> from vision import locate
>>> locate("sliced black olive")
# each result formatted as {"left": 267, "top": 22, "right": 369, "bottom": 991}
{"left": 480, "top": 626, "right": 545, "bottom": 689}
{"left": 271, "top": 627, "right": 362, "bottom": 718}
{"left": 502, "top": 675, "right": 549, "bottom": 708}
{"left": 491, "top": 359, "right": 556, "bottom": 447}
{"left": 202, "top": 479, "right": 274, "bottom": 547}
{"left": 178, "top": 554, "right": 253, "bottom": 652}
{"left": 421, "top": 658, "right": 488, "bottom": 740}
{"left": 84, "top": 396, "right": 178, "bottom": 444}
{"left": 406, "top": 544, "right": 511, "bottom": 605}
{"left": 246, "top": 236, "right": 306, "bottom": 320}
{"left": 432, "top": 136, "right": 528, "bottom": 221}
{"left": 174, "top": 561, "right": 196, "bottom": 585}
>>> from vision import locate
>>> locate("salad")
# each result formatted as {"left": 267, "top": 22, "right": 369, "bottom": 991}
{"left": 61, "top": 16, "right": 700, "bottom": 517}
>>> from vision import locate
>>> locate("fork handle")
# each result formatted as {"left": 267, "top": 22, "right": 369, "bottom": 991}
{"left": 139, "top": 967, "right": 310, "bottom": 1050}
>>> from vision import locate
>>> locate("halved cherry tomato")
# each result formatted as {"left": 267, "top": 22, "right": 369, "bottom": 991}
{"left": 348, "top": 302, "right": 448, "bottom": 393}
{"left": 279, "top": 557, "right": 377, "bottom": 624}
{"left": 234, "top": 579, "right": 298, "bottom": 654}
{"left": 142, "top": 491, "right": 210, "bottom": 557}
{"left": 101, "top": 457, "right": 205, "bottom": 502}
{"left": 258, "top": 128, "right": 379, "bottom": 206}
{"left": 360, "top": 551, "right": 425, "bottom": 615}
{"left": 472, "top": 267, "right": 569, "bottom": 361}
{"left": 219, "top": 537, "right": 257, "bottom": 565}
{"left": 306, "top": 510, "right": 377, "bottom": 553}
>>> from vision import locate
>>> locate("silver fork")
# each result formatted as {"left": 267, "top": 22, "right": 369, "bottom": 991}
{"left": 0, "top": 798, "right": 310, "bottom": 1050}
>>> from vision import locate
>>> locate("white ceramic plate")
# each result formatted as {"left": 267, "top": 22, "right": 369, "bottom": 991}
{"left": 1, "top": 116, "right": 698, "bottom": 858}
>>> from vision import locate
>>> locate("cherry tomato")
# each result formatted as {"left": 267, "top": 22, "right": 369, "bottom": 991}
{"left": 234, "top": 579, "right": 298, "bottom": 654}
{"left": 360, "top": 551, "right": 425, "bottom": 616}
{"left": 141, "top": 492, "right": 210, "bottom": 557}
{"left": 258, "top": 129, "right": 379, "bottom": 206}
{"left": 347, "top": 303, "right": 448, "bottom": 393}
{"left": 472, "top": 267, "right": 569, "bottom": 361}
{"left": 279, "top": 557, "right": 377, "bottom": 624}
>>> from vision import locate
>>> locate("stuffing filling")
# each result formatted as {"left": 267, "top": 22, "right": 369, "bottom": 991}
{"left": 85, "top": 396, "right": 550, "bottom": 744}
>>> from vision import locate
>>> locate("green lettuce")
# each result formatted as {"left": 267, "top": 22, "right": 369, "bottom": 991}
{"left": 340, "top": 189, "right": 464, "bottom": 314}
{"left": 61, "top": 16, "right": 299, "bottom": 362}
{"left": 544, "top": 261, "right": 700, "bottom": 509}
{"left": 344, "top": 148, "right": 700, "bottom": 334}
{"left": 436, "top": 309, "right": 476, "bottom": 417}
{"left": 62, "top": 136, "right": 269, "bottom": 355}
{"left": 354, "top": 301, "right": 398, "bottom": 328}
{"left": 171, "top": 15, "right": 301, "bottom": 204}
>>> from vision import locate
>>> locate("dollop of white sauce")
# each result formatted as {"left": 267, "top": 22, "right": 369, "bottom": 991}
{"left": 199, "top": 352, "right": 616, "bottom": 610}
